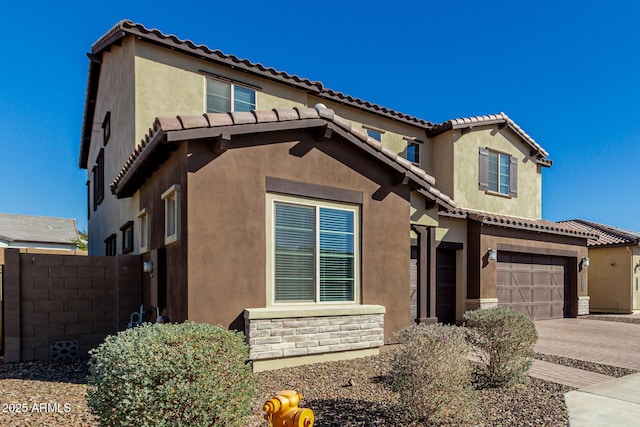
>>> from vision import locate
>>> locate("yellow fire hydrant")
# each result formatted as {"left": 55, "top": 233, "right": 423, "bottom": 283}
{"left": 263, "top": 390, "right": 314, "bottom": 427}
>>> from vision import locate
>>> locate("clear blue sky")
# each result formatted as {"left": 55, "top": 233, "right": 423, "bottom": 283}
{"left": 1, "top": 1, "right": 638, "bottom": 232}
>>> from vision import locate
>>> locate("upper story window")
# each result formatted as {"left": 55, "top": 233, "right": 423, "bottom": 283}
{"left": 406, "top": 142, "right": 420, "bottom": 164}
{"left": 120, "top": 221, "right": 134, "bottom": 254}
{"left": 206, "top": 79, "right": 256, "bottom": 113}
{"left": 269, "top": 195, "right": 359, "bottom": 304}
{"left": 102, "top": 111, "right": 111, "bottom": 146}
{"left": 161, "top": 184, "right": 181, "bottom": 245}
{"left": 104, "top": 234, "right": 116, "bottom": 256}
{"left": 92, "top": 149, "right": 104, "bottom": 211}
{"left": 138, "top": 208, "right": 150, "bottom": 253}
{"left": 479, "top": 148, "right": 518, "bottom": 197}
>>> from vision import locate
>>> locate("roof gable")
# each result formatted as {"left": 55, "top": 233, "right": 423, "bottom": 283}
{"left": 110, "top": 104, "right": 454, "bottom": 210}
{"left": 427, "top": 113, "right": 552, "bottom": 167}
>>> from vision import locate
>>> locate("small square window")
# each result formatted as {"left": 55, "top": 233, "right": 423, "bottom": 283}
{"left": 104, "top": 234, "right": 117, "bottom": 256}
{"left": 406, "top": 142, "right": 420, "bottom": 164}
{"left": 102, "top": 111, "right": 111, "bottom": 146}
{"left": 138, "top": 208, "right": 150, "bottom": 253}
{"left": 120, "top": 221, "right": 134, "bottom": 254}
{"left": 161, "top": 185, "right": 181, "bottom": 245}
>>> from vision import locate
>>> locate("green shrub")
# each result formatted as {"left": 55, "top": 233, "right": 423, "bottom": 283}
{"left": 389, "top": 324, "right": 476, "bottom": 425}
{"left": 86, "top": 322, "right": 256, "bottom": 427}
{"left": 464, "top": 307, "right": 538, "bottom": 387}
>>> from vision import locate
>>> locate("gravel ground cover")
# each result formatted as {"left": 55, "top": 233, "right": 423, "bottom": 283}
{"left": 533, "top": 352, "right": 638, "bottom": 378}
{"left": 2, "top": 353, "right": 572, "bottom": 427}
{"left": 581, "top": 315, "right": 640, "bottom": 325}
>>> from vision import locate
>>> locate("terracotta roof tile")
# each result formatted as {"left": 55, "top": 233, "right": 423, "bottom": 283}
{"left": 440, "top": 208, "right": 596, "bottom": 239}
{"left": 273, "top": 108, "right": 299, "bottom": 122}
{"left": 178, "top": 115, "right": 208, "bottom": 129}
{"left": 294, "top": 107, "right": 320, "bottom": 120}
{"left": 205, "top": 113, "right": 234, "bottom": 127}
{"left": 252, "top": 110, "right": 279, "bottom": 123}
{"left": 229, "top": 111, "right": 256, "bottom": 125}
{"left": 110, "top": 105, "right": 453, "bottom": 210}
{"left": 559, "top": 219, "right": 640, "bottom": 247}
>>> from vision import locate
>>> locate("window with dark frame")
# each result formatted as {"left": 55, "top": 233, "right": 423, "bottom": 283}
{"left": 93, "top": 149, "right": 104, "bottom": 210}
{"left": 120, "top": 221, "right": 134, "bottom": 254}
{"left": 86, "top": 180, "right": 91, "bottom": 220}
{"left": 104, "top": 234, "right": 117, "bottom": 256}
{"left": 102, "top": 111, "right": 111, "bottom": 145}
{"left": 406, "top": 142, "right": 420, "bottom": 164}
{"left": 478, "top": 147, "right": 518, "bottom": 197}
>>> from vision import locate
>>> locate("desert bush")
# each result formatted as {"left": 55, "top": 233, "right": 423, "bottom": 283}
{"left": 389, "top": 323, "right": 476, "bottom": 425}
{"left": 86, "top": 322, "right": 256, "bottom": 427}
{"left": 464, "top": 307, "right": 538, "bottom": 387}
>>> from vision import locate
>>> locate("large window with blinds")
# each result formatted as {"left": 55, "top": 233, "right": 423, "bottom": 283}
{"left": 271, "top": 197, "right": 359, "bottom": 304}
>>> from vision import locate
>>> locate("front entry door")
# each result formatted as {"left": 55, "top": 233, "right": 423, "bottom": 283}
{"left": 436, "top": 248, "right": 457, "bottom": 324}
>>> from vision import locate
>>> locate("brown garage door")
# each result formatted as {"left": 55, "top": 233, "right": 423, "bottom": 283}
{"left": 497, "top": 252, "right": 568, "bottom": 320}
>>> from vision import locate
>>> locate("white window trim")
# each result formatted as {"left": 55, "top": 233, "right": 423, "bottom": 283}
{"left": 204, "top": 77, "right": 257, "bottom": 113}
{"left": 137, "top": 208, "right": 150, "bottom": 253}
{"left": 161, "top": 184, "right": 181, "bottom": 245}
{"left": 265, "top": 193, "right": 360, "bottom": 307}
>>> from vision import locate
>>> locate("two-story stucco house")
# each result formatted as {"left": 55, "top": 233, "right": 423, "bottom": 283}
{"left": 80, "top": 20, "right": 594, "bottom": 369}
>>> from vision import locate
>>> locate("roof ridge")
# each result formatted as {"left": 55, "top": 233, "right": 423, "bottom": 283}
{"left": 88, "top": 20, "right": 433, "bottom": 128}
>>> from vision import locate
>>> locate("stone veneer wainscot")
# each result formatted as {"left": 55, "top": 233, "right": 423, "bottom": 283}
{"left": 244, "top": 305, "right": 385, "bottom": 362}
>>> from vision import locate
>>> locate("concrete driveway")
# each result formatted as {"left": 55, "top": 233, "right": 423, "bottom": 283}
{"left": 535, "top": 318, "right": 640, "bottom": 426}
{"left": 535, "top": 318, "right": 640, "bottom": 370}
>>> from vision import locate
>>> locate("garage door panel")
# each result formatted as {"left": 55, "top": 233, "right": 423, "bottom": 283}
{"left": 496, "top": 252, "right": 568, "bottom": 321}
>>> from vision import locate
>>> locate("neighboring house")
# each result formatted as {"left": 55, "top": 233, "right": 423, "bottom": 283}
{"left": 80, "top": 20, "right": 594, "bottom": 369}
{"left": 0, "top": 213, "right": 80, "bottom": 251}
{"left": 561, "top": 219, "right": 640, "bottom": 313}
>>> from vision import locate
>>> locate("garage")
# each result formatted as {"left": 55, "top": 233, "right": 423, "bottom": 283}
{"left": 497, "top": 252, "right": 569, "bottom": 320}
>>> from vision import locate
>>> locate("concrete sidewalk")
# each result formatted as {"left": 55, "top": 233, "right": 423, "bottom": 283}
{"left": 529, "top": 359, "right": 613, "bottom": 388}
{"left": 565, "top": 373, "right": 640, "bottom": 426}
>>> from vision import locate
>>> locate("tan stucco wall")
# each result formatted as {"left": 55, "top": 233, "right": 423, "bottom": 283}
{"left": 430, "top": 132, "right": 455, "bottom": 199}
{"left": 185, "top": 131, "right": 411, "bottom": 342}
{"left": 409, "top": 192, "right": 439, "bottom": 238}
{"left": 133, "top": 41, "right": 307, "bottom": 145}
{"left": 633, "top": 248, "right": 640, "bottom": 310}
{"left": 87, "top": 37, "right": 137, "bottom": 255}
{"left": 438, "top": 126, "right": 543, "bottom": 219}
{"left": 588, "top": 246, "right": 633, "bottom": 313}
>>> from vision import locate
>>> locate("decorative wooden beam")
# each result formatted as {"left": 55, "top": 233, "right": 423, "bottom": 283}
{"left": 212, "top": 133, "right": 231, "bottom": 155}
{"left": 392, "top": 171, "right": 410, "bottom": 186}
{"left": 425, "top": 198, "right": 436, "bottom": 210}
{"left": 313, "top": 124, "right": 333, "bottom": 141}
{"left": 498, "top": 122, "right": 507, "bottom": 129}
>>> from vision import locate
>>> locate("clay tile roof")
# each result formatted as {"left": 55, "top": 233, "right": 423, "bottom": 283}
{"left": 440, "top": 208, "right": 597, "bottom": 239}
{"left": 80, "top": 20, "right": 435, "bottom": 168}
{"left": 559, "top": 219, "right": 640, "bottom": 247}
{"left": 428, "top": 112, "right": 550, "bottom": 161}
{"left": 110, "top": 105, "right": 454, "bottom": 210}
